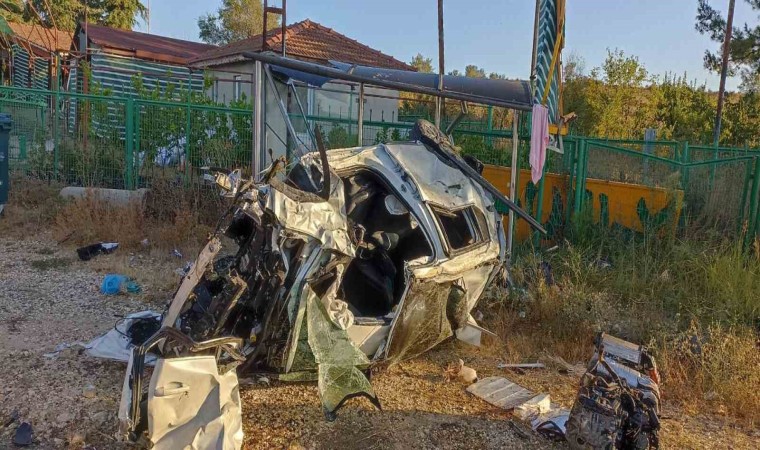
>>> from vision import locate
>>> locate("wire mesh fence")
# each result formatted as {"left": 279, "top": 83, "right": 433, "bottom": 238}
{"left": 2, "top": 83, "right": 760, "bottom": 244}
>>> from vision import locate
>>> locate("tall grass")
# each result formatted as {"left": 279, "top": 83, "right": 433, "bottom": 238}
{"left": 51, "top": 179, "right": 223, "bottom": 252}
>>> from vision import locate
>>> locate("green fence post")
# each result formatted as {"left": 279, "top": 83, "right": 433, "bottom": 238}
{"left": 678, "top": 142, "right": 690, "bottom": 230}
{"left": 134, "top": 102, "right": 141, "bottom": 188}
{"left": 565, "top": 138, "right": 575, "bottom": 226}
{"left": 184, "top": 105, "right": 191, "bottom": 184}
{"left": 486, "top": 106, "right": 493, "bottom": 146}
{"left": 573, "top": 138, "right": 586, "bottom": 214}
{"left": 681, "top": 142, "right": 690, "bottom": 187}
{"left": 533, "top": 161, "right": 548, "bottom": 247}
{"left": 125, "top": 98, "right": 134, "bottom": 189}
{"left": 745, "top": 157, "right": 760, "bottom": 247}
{"left": 709, "top": 143, "right": 718, "bottom": 191}
{"left": 738, "top": 159, "right": 752, "bottom": 235}
{"left": 52, "top": 55, "right": 60, "bottom": 179}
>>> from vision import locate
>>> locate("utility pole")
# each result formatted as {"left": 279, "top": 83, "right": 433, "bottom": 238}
{"left": 435, "top": 0, "right": 444, "bottom": 128}
{"left": 714, "top": 0, "right": 735, "bottom": 146}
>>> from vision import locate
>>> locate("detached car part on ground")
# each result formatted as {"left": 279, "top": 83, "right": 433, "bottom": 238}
{"left": 566, "top": 333, "right": 661, "bottom": 450}
{"left": 118, "top": 120, "right": 544, "bottom": 448}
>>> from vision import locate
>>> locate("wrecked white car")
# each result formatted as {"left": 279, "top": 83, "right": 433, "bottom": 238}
{"left": 117, "top": 120, "right": 543, "bottom": 448}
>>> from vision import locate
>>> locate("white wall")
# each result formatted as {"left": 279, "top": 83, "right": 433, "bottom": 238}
{"left": 203, "top": 62, "right": 401, "bottom": 160}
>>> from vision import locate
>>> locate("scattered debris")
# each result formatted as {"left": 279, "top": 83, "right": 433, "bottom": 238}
{"left": 43, "top": 341, "right": 86, "bottom": 359}
{"left": 515, "top": 393, "right": 551, "bottom": 420}
{"left": 498, "top": 362, "right": 546, "bottom": 370}
{"left": 545, "top": 355, "right": 586, "bottom": 377}
{"left": 172, "top": 248, "right": 183, "bottom": 258}
{"left": 466, "top": 376, "right": 535, "bottom": 410}
{"left": 76, "top": 242, "right": 118, "bottom": 261}
{"left": 444, "top": 359, "right": 478, "bottom": 383}
{"left": 100, "top": 274, "right": 141, "bottom": 295}
{"left": 539, "top": 261, "right": 554, "bottom": 286}
{"left": 140, "top": 238, "right": 150, "bottom": 247}
{"left": 533, "top": 408, "right": 569, "bottom": 442}
{"left": 83, "top": 384, "right": 97, "bottom": 399}
{"left": 13, "top": 422, "right": 33, "bottom": 446}
{"left": 566, "top": 333, "right": 661, "bottom": 449}
{"left": 85, "top": 310, "right": 161, "bottom": 363}
{"left": 591, "top": 257, "right": 613, "bottom": 270}
{"left": 117, "top": 328, "right": 244, "bottom": 450}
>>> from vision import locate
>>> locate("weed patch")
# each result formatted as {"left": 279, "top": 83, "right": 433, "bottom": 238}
{"left": 30, "top": 257, "right": 72, "bottom": 271}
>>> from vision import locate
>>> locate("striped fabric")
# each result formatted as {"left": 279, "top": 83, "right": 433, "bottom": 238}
{"left": 534, "top": 0, "right": 562, "bottom": 124}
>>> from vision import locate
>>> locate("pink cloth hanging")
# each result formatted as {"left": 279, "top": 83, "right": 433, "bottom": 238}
{"left": 530, "top": 104, "right": 550, "bottom": 184}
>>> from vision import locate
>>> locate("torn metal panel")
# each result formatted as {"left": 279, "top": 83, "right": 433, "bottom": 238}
{"left": 384, "top": 278, "right": 454, "bottom": 363}
{"left": 265, "top": 168, "right": 354, "bottom": 257}
{"left": 162, "top": 237, "right": 222, "bottom": 329}
{"left": 148, "top": 356, "right": 243, "bottom": 450}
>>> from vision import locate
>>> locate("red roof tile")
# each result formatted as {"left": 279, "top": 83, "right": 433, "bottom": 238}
{"left": 80, "top": 23, "right": 216, "bottom": 65}
{"left": 190, "top": 19, "right": 413, "bottom": 71}
{"left": 6, "top": 22, "right": 72, "bottom": 55}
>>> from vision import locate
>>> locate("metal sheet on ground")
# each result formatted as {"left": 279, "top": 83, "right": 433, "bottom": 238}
{"left": 466, "top": 376, "right": 535, "bottom": 410}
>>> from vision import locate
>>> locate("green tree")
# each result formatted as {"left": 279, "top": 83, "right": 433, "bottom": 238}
{"left": 409, "top": 53, "right": 433, "bottom": 73}
{"left": 198, "top": 0, "right": 280, "bottom": 46}
{"left": 0, "top": 0, "right": 28, "bottom": 23}
{"left": 564, "top": 49, "right": 660, "bottom": 138}
{"left": 28, "top": 0, "right": 146, "bottom": 31}
{"left": 696, "top": 0, "right": 760, "bottom": 91}
{"left": 465, "top": 64, "right": 486, "bottom": 78}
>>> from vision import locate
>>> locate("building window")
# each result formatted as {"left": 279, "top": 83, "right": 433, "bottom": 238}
{"left": 233, "top": 75, "right": 241, "bottom": 101}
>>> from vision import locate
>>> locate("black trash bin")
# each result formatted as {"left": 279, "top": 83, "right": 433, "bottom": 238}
{"left": 0, "top": 113, "right": 11, "bottom": 212}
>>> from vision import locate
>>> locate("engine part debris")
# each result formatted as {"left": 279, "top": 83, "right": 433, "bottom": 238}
{"left": 566, "top": 333, "right": 661, "bottom": 450}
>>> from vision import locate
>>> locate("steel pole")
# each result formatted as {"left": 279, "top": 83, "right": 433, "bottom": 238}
{"left": 435, "top": 0, "right": 444, "bottom": 128}
{"left": 357, "top": 83, "right": 365, "bottom": 146}
{"left": 530, "top": 0, "right": 540, "bottom": 82}
{"left": 252, "top": 60, "right": 263, "bottom": 177}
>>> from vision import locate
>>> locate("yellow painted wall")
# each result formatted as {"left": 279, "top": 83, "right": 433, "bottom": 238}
{"left": 482, "top": 164, "right": 683, "bottom": 241}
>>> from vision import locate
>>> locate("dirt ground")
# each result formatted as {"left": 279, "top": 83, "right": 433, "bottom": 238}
{"left": 0, "top": 235, "right": 757, "bottom": 449}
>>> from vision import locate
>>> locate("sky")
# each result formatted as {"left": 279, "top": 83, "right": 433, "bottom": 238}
{"left": 137, "top": 0, "right": 756, "bottom": 91}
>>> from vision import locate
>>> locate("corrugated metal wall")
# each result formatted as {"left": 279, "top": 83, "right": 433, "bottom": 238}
{"left": 87, "top": 53, "right": 205, "bottom": 98}
{"left": 11, "top": 44, "right": 51, "bottom": 90}
{"left": 11, "top": 44, "right": 29, "bottom": 88}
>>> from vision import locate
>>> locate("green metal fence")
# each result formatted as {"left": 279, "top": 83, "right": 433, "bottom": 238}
{"left": 2, "top": 84, "right": 759, "bottom": 244}
{"left": 0, "top": 85, "right": 252, "bottom": 189}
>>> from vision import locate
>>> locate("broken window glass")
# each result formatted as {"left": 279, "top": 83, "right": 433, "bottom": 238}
{"left": 304, "top": 286, "right": 379, "bottom": 418}
{"left": 432, "top": 206, "right": 487, "bottom": 253}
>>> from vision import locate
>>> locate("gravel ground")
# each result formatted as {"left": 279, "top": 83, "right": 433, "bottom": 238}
{"left": 0, "top": 236, "right": 756, "bottom": 449}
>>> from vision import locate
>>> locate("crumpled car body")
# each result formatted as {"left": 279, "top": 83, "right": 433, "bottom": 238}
{"left": 119, "top": 120, "right": 539, "bottom": 446}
